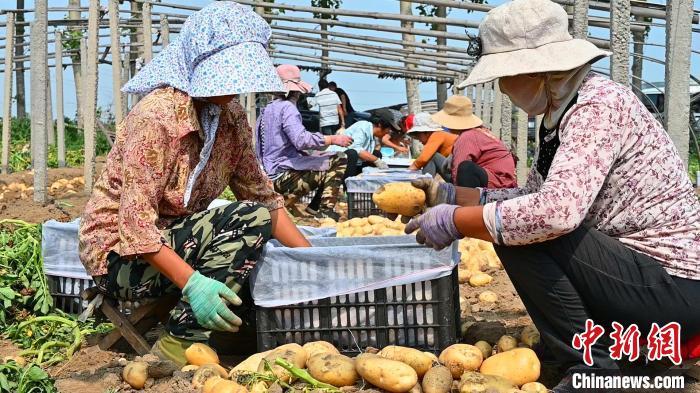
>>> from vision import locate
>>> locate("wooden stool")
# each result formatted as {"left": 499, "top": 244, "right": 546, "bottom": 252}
{"left": 81, "top": 287, "right": 178, "bottom": 355}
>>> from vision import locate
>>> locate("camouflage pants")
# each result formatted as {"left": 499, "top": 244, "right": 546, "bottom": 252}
{"left": 273, "top": 153, "right": 347, "bottom": 210}
{"left": 93, "top": 201, "right": 272, "bottom": 342}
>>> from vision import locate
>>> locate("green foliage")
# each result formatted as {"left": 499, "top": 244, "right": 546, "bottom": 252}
{"left": 218, "top": 186, "right": 237, "bottom": 201}
{"left": 61, "top": 28, "right": 84, "bottom": 53}
{"left": 0, "top": 361, "right": 57, "bottom": 393}
{"left": 311, "top": 0, "right": 342, "bottom": 19}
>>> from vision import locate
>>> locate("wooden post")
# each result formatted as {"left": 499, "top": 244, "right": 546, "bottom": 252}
{"left": 474, "top": 83, "right": 483, "bottom": 117}
{"left": 46, "top": 71, "right": 54, "bottom": 146}
{"left": 142, "top": 1, "right": 153, "bottom": 63}
{"left": 110, "top": 0, "right": 124, "bottom": 126}
{"left": 160, "top": 14, "right": 170, "bottom": 48}
{"left": 56, "top": 31, "right": 66, "bottom": 167}
{"left": 572, "top": 0, "right": 589, "bottom": 39}
{"left": 491, "top": 82, "right": 502, "bottom": 136}
{"left": 610, "top": 0, "right": 630, "bottom": 86}
{"left": 1, "top": 12, "right": 15, "bottom": 174}
{"left": 664, "top": 0, "right": 693, "bottom": 167}
{"left": 482, "top": 82, "right": 492, "bottom": 127}
{"left": 400, "top": 1, "right": 422, "bottom": 114}
{"left": 516, "top": 109, "right": 528, "bottom": 184}
{"left": 79, "top": 37, "right": 87, "bottom": 129}
{"left": 500, "top": 96, "right": 512, "bottom": 148}
{"left": 30, "top": 1, "right": 49, "bottom": 203}
{"left": 84, "top": 0, "right": 101, "bottom": 192}
{"left": 435, "top": 5, "right": 448, "bottom": 109}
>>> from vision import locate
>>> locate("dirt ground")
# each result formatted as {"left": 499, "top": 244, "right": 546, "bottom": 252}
{"left": 1, "top": 166, "right": 698, "bottom": 392}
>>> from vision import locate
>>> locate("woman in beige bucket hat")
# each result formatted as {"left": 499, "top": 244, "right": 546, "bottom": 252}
{"left": 405, "top": 0, "right": 700, "bottom": 388}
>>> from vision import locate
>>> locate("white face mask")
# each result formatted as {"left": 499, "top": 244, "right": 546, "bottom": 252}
{"left": 499, "top": 74, "right": 548, "bottom": 116}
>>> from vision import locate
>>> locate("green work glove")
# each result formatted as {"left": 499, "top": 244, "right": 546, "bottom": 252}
{"left": 182, "top": 271, "right": 242, "bottom": 333}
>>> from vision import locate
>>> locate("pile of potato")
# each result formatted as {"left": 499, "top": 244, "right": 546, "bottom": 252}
{"left": 335, "top": 215, "right": 407, "bottom": 237}
{"left": 49, "top": 176, "right": 84, "bottom": 196}
{"left": 120, "top": 331, "right": 545, "bottom": 393}
{"left": 0, "top": 182, "right": 33, "bottom": 200}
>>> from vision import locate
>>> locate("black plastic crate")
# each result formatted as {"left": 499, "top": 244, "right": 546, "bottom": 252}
{"left": 47, "top": 275, "right": 95, "bottom": 314}
{"left": 256, "top": 267, "right": 460, "bottom": 355}
{"left": 346, "top": 192, "right": 384, "bottom": 218}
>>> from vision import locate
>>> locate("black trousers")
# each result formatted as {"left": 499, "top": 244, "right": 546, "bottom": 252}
{"left": 495, "top": 225, "right": 700, "bottom": 370}
{"left": 455, "top": 161, "right": 488, "bottom": 188}
{"left": 342, "top": 149, "right": 382, "bottom": 181}
{"left": 321, "top": 124, "right": 341, "bottom": 136}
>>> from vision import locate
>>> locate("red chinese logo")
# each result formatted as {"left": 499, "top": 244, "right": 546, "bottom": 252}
{"left": 608, "top": 322, "right": 641, "bottom": 362}
{"left": 647, "top": 322, "right": 682, "bottom": 365}
{"left": 572, "top": 319, "right": 606, "bottom": 366}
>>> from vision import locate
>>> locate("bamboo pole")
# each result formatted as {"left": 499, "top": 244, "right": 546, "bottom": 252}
{"left": 572, "top": 0, "right": 589, "bottom": 39}
{"left": 110, "top": 0, "right": 124, "bottom": 126}
{"left": 141, "top": 1, "right": 153, "bottom": 63}
{"left": 491, "top": 82, "right": 502, "bottom": 136}
{"left": 160, "top": 14, "right": 170, "bottom": 48}
{"left": 400, "top": 1, "right": 422, "bottom": 116}
{"left": 610, "top": 0, "right": 631, "bottom": 86}
{"left": 500, "top": 96, "right": 512, "bottom": 148}
{"left": 84, "top": 0, "right": 100, "bottom": 192}
{"left": 516, "top": 109, "right": 528, "bottom": 184}
{"left": 55, "top": 30, "right": 65, "bottom": 167}
{"left": 1, "top": 12, "right": 14, "bottom": 174}
{"left": 30, "top": 1, "right": 48, "bottom": 203}
{"left": 664, "top": 0, "right": 693, "bottom": 167}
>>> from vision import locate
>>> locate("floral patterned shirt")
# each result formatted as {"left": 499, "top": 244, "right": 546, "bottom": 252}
{"left": 482, "top": 74, "right": 700, "bottom": 280}
{"left": 79, "top": 87, "right": 285, "bottom": 276}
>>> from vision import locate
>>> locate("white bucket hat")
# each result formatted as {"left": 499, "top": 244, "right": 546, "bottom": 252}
{"left": 407, "top": 112, "right": 443, "bottom": 134}
{"left": 459, "top": 0, "right": 611, "bottom": 87}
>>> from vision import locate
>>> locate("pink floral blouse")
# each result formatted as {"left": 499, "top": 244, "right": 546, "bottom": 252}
{"left": 482, "top": 74, "right": 700, "bottom": 280}
{"left": 79, "top": 88, "right": 285, "bottom": 276}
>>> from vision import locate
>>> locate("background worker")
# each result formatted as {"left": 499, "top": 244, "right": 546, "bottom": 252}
{"left": 379, "top": 109, "right": 411, "bottom": 156}
{"left": 256, "top": 65, "right": 353, "bottom": 220}
{"left": 328, "top": 81, "right": 356, "bottom": 126}
{"left": 432, "top": 95, "right": 516, "bottom": 188}
{"left": 309, "top": 79, "right": 345, "bottom": 135}
{"left": 78, "top": 3, "right": 311, "bottom": 366}
{"left": 328, "top": 109, "right": 400, "bottom": 178}
{"left": 406, "top": 0, "right": 700, "bottom": 390}
{"left": 407, "top": 112, "right": 458, "bottom": 180}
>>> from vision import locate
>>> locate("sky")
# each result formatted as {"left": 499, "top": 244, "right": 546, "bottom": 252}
{"left": 0, "top": 0, "right": 699, "bottom": 119}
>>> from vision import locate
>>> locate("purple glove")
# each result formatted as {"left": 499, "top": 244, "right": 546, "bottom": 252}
{"left": 404, "top": 204, "right": 463, "bottom": 250}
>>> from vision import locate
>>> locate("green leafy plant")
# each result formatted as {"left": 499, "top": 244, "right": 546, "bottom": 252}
{"left": 0, "top": 361, "right": 58, "bottom": 393}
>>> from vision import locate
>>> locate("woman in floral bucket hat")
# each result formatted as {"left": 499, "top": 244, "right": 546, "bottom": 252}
{"left": 256, "top": 64, "right": 353, "bottom": 220}
{"left": 405, "top": 0, "right": 700, "bottom": 389}
{"left": 78, "top": 3, "right": 312, "bottom": 364}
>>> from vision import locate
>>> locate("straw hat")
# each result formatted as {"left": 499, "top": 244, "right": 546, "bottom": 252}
{"left": 431, "top": 96, "right": 483, "bottom": 130}
{"left": 458, "top": 0, "right": 611, "bottom": 87}
{"left": 276, "top": 64, "right": 312, "bottom": 94}
{"left": 407, "top": 112, "right": 443, "bottom": 134}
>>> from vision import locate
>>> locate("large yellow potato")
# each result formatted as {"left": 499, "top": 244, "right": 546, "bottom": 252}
{"left": 479, "top": 348, "right": 541, "bottom": 386}
{"left": 230, "top": 350, "right": 272, "bottom": 375}
{"left": 208, "top": 378, "right": 248, "bottom": 393}
{"left": 378, "top": 345, "right": 433, "bottom": 378}
{"left": 438, "top": 344, "right": 483, "bottom": 379}
{"left": 122, "top": 361, "right": 148, "bottom": 389}
{"left": 355, "top": 353, "right": 418, "bottom": 393}
{"left": 185, "top": 343, "right": 220, "bottom": 366}
{"left": 519, "top": 325, "right": 540, "bottom": 348}
{"left": 307, "top": 353, "right": 358, "bottom": 387}
{"left": 521, "top": 382, "right": 547, "bottom": 393}
{"left": 372, "top": 182, "right": 426, "bottom": 217}
{"left": 193, "top": 364, "right": 226, "bottom": 390}
{"left": 468, "top": 273, "right": 493, "bottom": 287}
{"left": 257, "top": 343, "right": 308, "bottom": 383}
{"left": 302, "top": 341, "right": 340, "bottom": 360}
{"left": 421, "top": 365, "right": 453, "bottom": 393}
{"left": 459, "top": 371, "right": 517, "bottom": 393}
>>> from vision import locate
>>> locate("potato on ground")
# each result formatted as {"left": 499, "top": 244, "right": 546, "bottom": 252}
{"left": 355, "top": 353, "right": 418, "bottom": 393}
{"left": 496, "top": 335, "right": 518, "bottom": 353}
{"left": 459, "top": 371, "right": 517, "bottom": 393}
{"left": 479, "top": 348, "right": 541, "bottom": 386}
{"left": 468, "top": 272, "right": 493, "bottom": 287}
{"left": 206, "top": 378, "right": 248, "bottom": 393}
{"left": 307, "top": 353, "right": 358, "bottom": 387}
{"left": 303, "top": 341, "right": 340, "bottom": 360}
{"left": 122, "top": 361, "right": 148, "bottom": 389}
{"left": 478, "top": 291, "right": 498, "bottom": 303}
{"left": 378, "top": 345, "right": 433, "bottom": 377}
{"left": 230, "top": 350, "right": 272, "bottom": 375}
{"left": 474, "top": 341, "right": 492, "bottom": 360}
{"left": 421, "top": 365, "right": 453, "bottom": 393}
{"left": 193, "top": 364, "right": 227, "bottom": 389}
{"left": 257, "top": 343, "right": 308, "bottom": 383}
{"left": 521, "top": 382, "right": 547, "bottom": 393}
{"left": 438, "top": 344, "right": 483, "bottom": 379}
{"left": 372, "top": 182, "right": 426, "bottom": 217}
{"left": 520, "top": 325, "right": 540, "bottom": 348}
{"left": 185, "top": 343, "right": 220, "bottom": 366}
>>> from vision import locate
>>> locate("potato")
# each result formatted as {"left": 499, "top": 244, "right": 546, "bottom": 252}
{"left": 185, "top": 343, "right": 220, "bottom": 366}
{"left": 303, "top": 341, "right": 340, "bottom": 360}
{"left": 122, "top": 361, "right": 148, "bottom": 389}
{"left": 181, "top": 364, "right": 199, "bottom": 372}
{"left": 496, "top": 335, "right": 518, "bottom": 353}
{"left": 474, "top": 341, "right": 492, "bottom": 360}
{"left": 423, "top": 351, "right": 439, "bottom": 364}
{"left": 521, "top": 382, "right": 547, "bottom": 393}
{"left": 257, "top": 343, "right": 308, "bottom": 383}
{"left": 368, "top": 215, "right": 385, "bottom": 225}
{"left": 349, "top": 217, "right": 366, "bottom": 227}
{"left": 378, "top": 345, "right": 433, "bottom": 377}
{"left": 204, "top": 363, "right": 228, "bottom": 377}
{"left": 208, "top": 378, "right": 248, "bottom": 393}
{"left": 459, "top": 371, "right": 517, "bottom": 393}
{"left": 479, "top": 348, "right": 541, "bottom": 386}
{"left": 230, "top": 350, "right": 272, "bottom": 375}
{"left": 250, "top": 381, "right": 268, "bottom": 393}
{"left": 458, "top": 269, "right": 470, "bottom": 284}
{"left": 373, "top": 224, "right": 387, "bottom": 235}
{"left": 202, "top": 376, "right": 224, "bottom": 393}
{"left": 478, "top": 291, "right": 498, "bottom": 303}
{"left": 421, "top": 365, "right": 453, "bottom": 393}
{"left": 360, "top": 225, "right": 374, "bottom": 235}
{"left": 336, "top": 227, "right": 353, "bottom": 238}
{"left": 520, "top": 325, "right": 540, "bottom": 348}
{"left": 307, "top": 353, "right": 358, "bottom": 387}
{"left": 468, "top": 273, "right": 493, "bottom": 287}
{"left": 355, "top": 353, "right": 418, "bottom": 393}
{"left": 193, "top": 364, "right": 225, "bottom": 390}
{"left": 409, "top": 383, "right": 423, "bottom": 393}
{"left": 372, "top": 182, "right": 426, "bottom": 217}
{"left": 3, "top": 356, "right": 26, "bottom": 367}
{"left": 438, "top": 344, "right": 483, "bottom": 379}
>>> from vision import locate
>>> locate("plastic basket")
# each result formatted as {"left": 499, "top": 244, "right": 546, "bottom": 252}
{"left": 346, "top": 192, "right": 383, "bottom": 218}
{"left": 255, "top": 266, "right": 460, "bottom": 355}
{"left": 47, "top": 275, "right": 95, "bottom": 314}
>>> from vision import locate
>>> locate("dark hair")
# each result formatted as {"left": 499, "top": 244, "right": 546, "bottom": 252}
{"left": 328, "top": 82, "right": 337, "bottom": 88}
{"left": 318, "top": 79, "right": 329, "bottom": 90}
{"left": 370, "top": 115, "right": 392, "bottom": 131}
